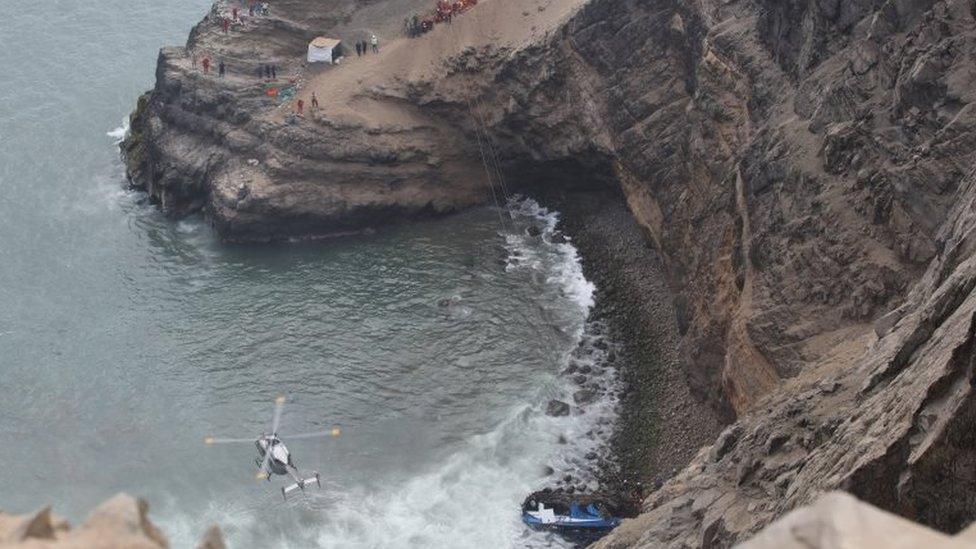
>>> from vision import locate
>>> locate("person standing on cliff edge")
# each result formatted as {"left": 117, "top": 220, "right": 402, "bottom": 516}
{"left": 371, "top": 34, "right": 379, "bottom": 53}
{"left": 296, "top": 99, "right": 304, "bottom": 116}
{"left": 202, "top": 57, "right": 211, "bottom": 74}
{"left": 311, "top": 93, "right": 319, "bottom": 111}
{"left": 218, "top": 60, "right": 225, "bottom": 77}
{"left": 355, "top": 41, "right": 362, "bottom": 56}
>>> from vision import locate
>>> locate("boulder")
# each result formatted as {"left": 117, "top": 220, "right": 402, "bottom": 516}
{"left": 739, "top": 492, "right": 976, "bottom": 549}
{"left": 546, "top": 400, "right": 570, "bottom": 417}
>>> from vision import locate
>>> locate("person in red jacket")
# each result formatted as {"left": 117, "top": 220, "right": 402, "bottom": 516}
{"left": 296, "top": 99, "right": 304, "bottom": 116}
{"left": 202, "top": 57, "right": 211, "bottom": 74}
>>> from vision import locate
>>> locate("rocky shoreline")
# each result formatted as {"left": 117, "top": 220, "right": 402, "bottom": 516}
{"left": 540, "top": 189, "right": 724, "bottom": 490}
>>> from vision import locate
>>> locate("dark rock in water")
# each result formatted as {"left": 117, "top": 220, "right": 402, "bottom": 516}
{"left": 573, "top": 374, "right": 588, "bottom": 385}
{"left": 563, "top": 474, "right": 574, "bottom": 483}
{"left": 526, "top": 225, "right": 542, "bottom": 237}
{"left": 562, "top": 364, "right": 578, "bottom": 375}
{"left": 550, "top": 231, "right": 567, "bottom": 244}
{"left": 574, "top": 389, "right": 598, "bottom": 405}
{"left": 578, "top": 364, "right": 592, "bottom": 374}
{"left": 546, "top": 400, "right": 570, "bottom": 417}
{"left": 542, "top": 465, "right": 555, "bottom": 476}
{"left": 437, "top": 298, "right": 452, "bottom": 308}
{"left": 557, "top": 434, "right": 567, "bottom": 444}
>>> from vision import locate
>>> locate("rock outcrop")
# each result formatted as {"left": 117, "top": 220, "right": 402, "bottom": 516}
{"left": 123, "top": 0, "right": 492, "bottom": 242}
{"left": 0, "top": 493, "right": 223, "bottom": 548}
{"left": 738, "top": 492, "right": 976, "bottom": 549}
{"left": 125, "top": 0, "right": 976, "bottom": 545}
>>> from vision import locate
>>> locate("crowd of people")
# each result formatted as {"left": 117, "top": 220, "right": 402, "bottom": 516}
{"left": 405, "top": 0, "right": 478, "bottom": 37}
{"left": 216, "top": 2, "right": 271, "bottom": 34}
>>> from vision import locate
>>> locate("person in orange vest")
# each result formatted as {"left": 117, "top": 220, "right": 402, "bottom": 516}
{"left": 296, "top": 99, "right": 304, "bottom": 116}
{"left": 202, "top": 57, "right": 211, "bottom": 74}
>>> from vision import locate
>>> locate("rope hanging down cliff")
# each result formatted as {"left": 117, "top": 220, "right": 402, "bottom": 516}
{"left": 443, "top": 20, "right": 513, "bottom": 228}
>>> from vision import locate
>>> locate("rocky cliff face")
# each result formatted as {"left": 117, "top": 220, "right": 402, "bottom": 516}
{"left": 485, "top": 0, "right": 976, "bottom": 419}
{"left": 126, "top": 0, "right": 976, "bottom": 544}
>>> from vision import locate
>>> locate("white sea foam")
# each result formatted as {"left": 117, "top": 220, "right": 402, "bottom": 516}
{"left": 107, "top": 117, "right": 129, "bottom": 143}
{"left": 505, "top": 198, "right": 596, "bottom": 314}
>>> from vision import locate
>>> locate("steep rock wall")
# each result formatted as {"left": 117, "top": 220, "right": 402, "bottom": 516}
{"left": 125, "top": 0, "right": 976, "bottom": 543}
{"left": 474, "top": 0, "right": 976, "bottom": 420}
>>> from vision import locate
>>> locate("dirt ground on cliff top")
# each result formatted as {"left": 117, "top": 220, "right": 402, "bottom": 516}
{"left": 281, "top": 0, "right": 585, "bottom": 126}
{"left": 539, "top": 188, "right": 726, "bottom": 486}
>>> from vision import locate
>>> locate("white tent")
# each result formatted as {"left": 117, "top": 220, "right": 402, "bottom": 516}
{"left": 307, "top": 37, "right": 342, "bottom": 64}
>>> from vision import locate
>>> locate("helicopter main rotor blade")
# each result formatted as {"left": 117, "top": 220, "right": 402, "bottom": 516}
{"left": 270, "top": 395, "right": 285, "bottom": 435}
{"left": 255, "top": 447, "right": 273, "bottom": 480}
{"left": 279, "top": 426, "right": 342, "bottom": 440}
{"left": 204, "top": 437, "right": 255, "bottom": 445}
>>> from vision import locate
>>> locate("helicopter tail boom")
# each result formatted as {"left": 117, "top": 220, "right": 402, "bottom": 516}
{"left": 281, "top": 472, "right": 321, "bottom": 500}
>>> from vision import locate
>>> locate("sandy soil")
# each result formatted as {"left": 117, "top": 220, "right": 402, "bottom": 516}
{"left": 283, "top": 0, "right": 586, "bottom": 125}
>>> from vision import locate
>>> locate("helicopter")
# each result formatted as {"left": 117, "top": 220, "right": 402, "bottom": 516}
{"left": 204, "top": 395, "right": 341, "bottom": 500}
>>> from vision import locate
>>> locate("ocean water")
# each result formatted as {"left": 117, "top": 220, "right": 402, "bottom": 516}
{"left": 0, "top": 1, "right": 617, "bottom": 547}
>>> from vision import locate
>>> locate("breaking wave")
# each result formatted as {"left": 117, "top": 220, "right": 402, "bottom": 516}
{"left": 107, "top": 117, "right": 129, "bottom": 143}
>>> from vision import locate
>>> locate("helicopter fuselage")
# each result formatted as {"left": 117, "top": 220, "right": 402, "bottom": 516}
{"left": 256, "top": 435, "right": 291, "bottom": 476}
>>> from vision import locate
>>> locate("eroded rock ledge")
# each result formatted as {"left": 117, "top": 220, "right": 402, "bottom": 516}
{"left": 126, "top": 0, "right": 976, "bottom": 545}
